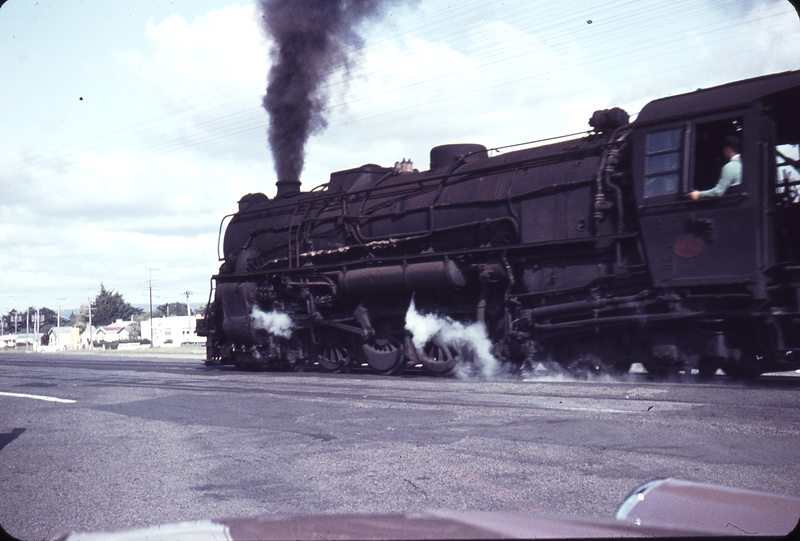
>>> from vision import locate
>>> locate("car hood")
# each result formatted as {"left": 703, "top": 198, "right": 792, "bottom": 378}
{"left": 57, "top": 479, "right": 800, "bottom": 540}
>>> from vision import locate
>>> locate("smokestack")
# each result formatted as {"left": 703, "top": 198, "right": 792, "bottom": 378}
{"left": 258, "top": 0, "right": 411, "bottom": 197}
{"left": 275, "top": 179, "right": 301, "bottom": 198}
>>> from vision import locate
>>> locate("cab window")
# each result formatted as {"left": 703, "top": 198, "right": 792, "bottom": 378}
{"left": 644, "top": 128, "right": 682, "bottom": 198}
{"left": 692, "top": 117, "right": 743, "bottom": 192}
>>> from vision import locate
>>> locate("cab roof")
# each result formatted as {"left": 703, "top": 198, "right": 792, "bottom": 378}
{"left": 636, "top": 69, "right": 800, "bottom": 125}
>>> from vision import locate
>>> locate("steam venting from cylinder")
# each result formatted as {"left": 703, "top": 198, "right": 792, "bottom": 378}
{"left": 251, "top": 307, "right": 293, "bottom": 339}
{"left": 258, "top": 0, "right": 409, "bottom": 197}
{"left": 405, "top": 299, "right": 503, "bottom": 379}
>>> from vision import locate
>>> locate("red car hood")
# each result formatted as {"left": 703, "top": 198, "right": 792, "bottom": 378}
{"left": 57, "top": 479, "right": 800, "bottom": 540}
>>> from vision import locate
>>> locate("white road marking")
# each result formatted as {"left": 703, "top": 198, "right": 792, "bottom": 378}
{"left": 0, "top": 391, "right": 76, "bottom": 403}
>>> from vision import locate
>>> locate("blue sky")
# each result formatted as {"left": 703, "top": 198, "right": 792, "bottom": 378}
{"left": 1, "top": 0, "right": 798, "bottom": 314}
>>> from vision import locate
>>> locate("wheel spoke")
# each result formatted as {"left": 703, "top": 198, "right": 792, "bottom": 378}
{"left": 362, "top": 319, "right": 406, "bottom": 375}
{"left": 315, "top": 330, "right": 352, "bottom": 373}
{"left": 416, "top": 338, "right": 463, "bottom": 376}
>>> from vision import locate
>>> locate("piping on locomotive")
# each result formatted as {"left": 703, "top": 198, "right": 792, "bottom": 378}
{"left": 198, "top": 70, "right": 800, "bottom": 378}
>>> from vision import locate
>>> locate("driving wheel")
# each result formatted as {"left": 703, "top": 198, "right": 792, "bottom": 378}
{"left": 414, "top": 337, "right": 464, "bottom": 376}
{"left": 361, "top": 319, "right": 406, "bottom": 375}
{"left": 314, "top": 329, "right": 353, "bottom": 373}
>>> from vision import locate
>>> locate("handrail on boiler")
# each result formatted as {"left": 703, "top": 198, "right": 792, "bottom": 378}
{"left": 217, "top": 214, "right": 235, "bottom": 261}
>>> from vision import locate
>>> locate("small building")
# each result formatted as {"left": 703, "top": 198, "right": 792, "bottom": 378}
{"left": 45, "top": 327, "right": 82, "bottom": 350}
{"left": 80, "top": 326, "right": 99, "bottom": 347}
{"left": 1, "top": 334, "right": 17, "bottom": 348}
{"left": 96, "top": 319, "right": 135, "bottom": 343}
{"left": 0, "top": 333, "right": 36, "bottom": 349}
{"left": 140, "top": 315, "right": 203, "bottom": 347}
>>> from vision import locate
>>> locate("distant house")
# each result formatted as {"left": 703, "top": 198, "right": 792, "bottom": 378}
{"left": 1, "top": 334, "right": 17, "bottom": 348}
{"left": 95, "top": 319, "right": 135, "bottom": 343}
{"left": 46, "top": 327, "right": 82, "bottom": 350}
{"left": 0, "top": 333, "right": 36, "bottom": 349}
{"left": 75, "top": 319, "right": 136, "bottom": 346}
{"left": 80, "top": 326, "right": 99, "bottom": 347}
{"left": 140, "top": 315, "right": 202, "bottom": 347}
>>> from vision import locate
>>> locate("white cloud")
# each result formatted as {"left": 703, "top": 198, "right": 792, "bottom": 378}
{"left": 116, "top": 5, "right": 268, "bottom": 100}
{"left": 607, "top": 0, "right": 799, "bottom": 108}
{"left": 1, "top": 4, "right": 274, "bottom": 309}
{"left": 306, "top": 19, "right": 608, "bottom": 179}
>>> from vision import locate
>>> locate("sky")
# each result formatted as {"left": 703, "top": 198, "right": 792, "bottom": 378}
{"left": 0, "top": 0, "right": 798, "bottom": 316}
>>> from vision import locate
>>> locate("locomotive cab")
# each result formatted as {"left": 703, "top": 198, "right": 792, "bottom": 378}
{"left": 634, "top": 113, "right": 756, "bottom": 288}
{"left": 634, "top": 71, "right": 800, "bottom": 283}
{"left": 633, "top": 70, "right": 800, "bottom": 374}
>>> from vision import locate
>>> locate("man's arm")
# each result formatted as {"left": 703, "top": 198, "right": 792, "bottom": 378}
{"left": 688, "top": 157, "right": 741, "bottom": 199}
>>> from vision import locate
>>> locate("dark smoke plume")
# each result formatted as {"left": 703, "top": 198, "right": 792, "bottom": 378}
{"left": 258, "top": 0, "right": 406, "bottom": 184}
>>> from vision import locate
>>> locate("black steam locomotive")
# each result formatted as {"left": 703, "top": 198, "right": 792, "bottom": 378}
{"left": 199, "top": 70, "right": 800, "bottom": 378}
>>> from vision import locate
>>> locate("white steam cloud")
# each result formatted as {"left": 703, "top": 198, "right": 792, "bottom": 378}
{"left": 404, "top": 298, "right": 502, "bottom": 379}
{"left": 251, "top": 308, "right": 293, "bottom": 339}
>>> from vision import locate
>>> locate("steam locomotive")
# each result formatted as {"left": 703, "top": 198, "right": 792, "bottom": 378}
{"left": 199, "top": 70, "right": 800, "bottom": 378}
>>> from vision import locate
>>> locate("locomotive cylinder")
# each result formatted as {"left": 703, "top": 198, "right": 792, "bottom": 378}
{"left": 338, "top": 260, "right": 466, "bottom": 294}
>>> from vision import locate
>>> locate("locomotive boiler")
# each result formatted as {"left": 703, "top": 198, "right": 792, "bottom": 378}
{"left": 199, "top": 70, "right": 800, "bottom": 378}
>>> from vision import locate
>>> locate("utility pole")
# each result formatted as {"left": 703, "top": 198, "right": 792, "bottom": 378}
{"left": 183, "top": 290, "right": 192, "bottom": 340}
{"left": 83, "top": 288, "right": 95, "bottom": 349}
{"left": 8, "top": 295, "right": 28, "bottom": 351}
{"left": 142, "top": 269, "right": 159, "bottom": 347}
{"left": 56, "top": 298, "right": 66, "bottom": 331}
{"left": 53, "top": 298, "right": 66, "bottom": 348}
{"left": 88, "top": 298, "right": 93, "bottom": 348}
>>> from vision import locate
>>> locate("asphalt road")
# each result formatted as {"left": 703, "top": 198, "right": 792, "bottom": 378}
{"left": 1, "top": 351, "right": 798, "bottom": 540}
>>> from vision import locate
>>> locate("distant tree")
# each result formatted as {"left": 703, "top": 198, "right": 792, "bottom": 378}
{"left": 92, "top": 284, "right": 143, "bottom": 327}
{"left": 128, "top": 321, "right": 141, "bottom": 340}
{"left": 2, "top": 307, "right": 66, "bottom": 337}
{"left": 39, "top": 307, "right": 58, "bottom": 326}
{"left": 2, "top": 309, "right": 21, "bottom": 334}
{"left": 69, "top": 310, "right": 87, "bottom": 331}
{"left": 25, "top": 307, "right": 37, "bottom": 328}
{"left": 36, "top": 307, "right": 58, "bottom": 335}
{"left": 14, "top": 307, "right": 54, "bottom": 334}
{"left": 156, "top": 302, "right": 188, "bottom": 317}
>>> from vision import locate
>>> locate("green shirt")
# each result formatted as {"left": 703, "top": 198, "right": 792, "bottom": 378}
{"left": 698, "top": 154, "right": 742, "bottom": 197}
